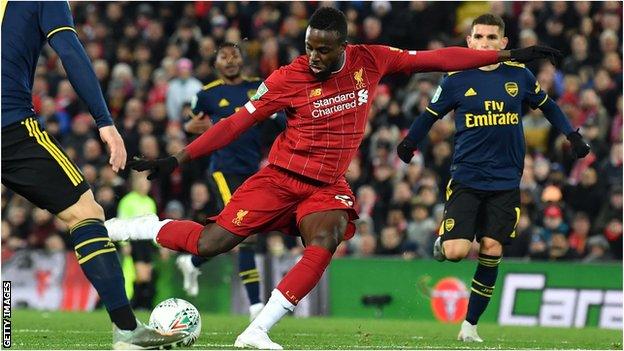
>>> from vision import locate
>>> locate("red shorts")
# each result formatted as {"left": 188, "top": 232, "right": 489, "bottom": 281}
{"left": 211, "top": 165, "right": 358, "bottom": 240}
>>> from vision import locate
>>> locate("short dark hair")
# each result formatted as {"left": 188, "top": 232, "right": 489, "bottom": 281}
{"left": 309, "top": 7, "right": 348, "bottom": 42}
{"left": 472, "top": 14, "right": 505, "bottom": 35}
{"left": 211, "top": 42, "right": 242, "bottom": 66}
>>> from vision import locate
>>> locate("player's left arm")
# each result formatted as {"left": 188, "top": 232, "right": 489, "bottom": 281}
{"left": 525, "top": 70, "right": 590, "bottom": 158}
{"left": 370, "top": 45, "right": 561, "bottom": 75}
{"left": 41, "top": 2, "right": 127, "bottom": 170}
{"left": 397, "top": 76, "right": 456, "bottom": 163}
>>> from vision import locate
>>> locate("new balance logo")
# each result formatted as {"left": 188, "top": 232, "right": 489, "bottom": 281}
{"left": 464, "top": 88, "right": 477, "bottom": 97}
{"left": 357, "top": 89, "right": 368, "bottom": 106}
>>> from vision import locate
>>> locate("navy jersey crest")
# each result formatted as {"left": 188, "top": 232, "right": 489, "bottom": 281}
{"left": 426, "top": 63, "right": 548, "bottom": 190}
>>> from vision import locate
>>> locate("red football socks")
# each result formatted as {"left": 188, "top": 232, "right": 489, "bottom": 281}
{"left": 277, "top": 245, "right": 333, "bottom": 305}
{"left": 155, "top": 220, "right": 202, "bottom": 255}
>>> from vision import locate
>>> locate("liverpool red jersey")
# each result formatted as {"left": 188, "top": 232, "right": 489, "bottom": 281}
{"left": 234, "top": 44, "right": 499, "bottom": 184}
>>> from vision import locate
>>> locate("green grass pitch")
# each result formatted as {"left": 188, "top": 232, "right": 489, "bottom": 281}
{"left": 11, "top": 310, "right": 622, "bottom": 349}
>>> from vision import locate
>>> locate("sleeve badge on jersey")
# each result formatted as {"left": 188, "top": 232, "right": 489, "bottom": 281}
{"left": 250, "top": 82, "right": 268, "bottom": 101}
{"left": 505, "top": 82, "right": 519, "bottom": 97}
{"left": 431, "top": 86, "right": 442, "bottom": 103}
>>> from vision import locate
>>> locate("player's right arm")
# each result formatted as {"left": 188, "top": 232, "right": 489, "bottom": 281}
{"left": 397, "top": 76, "right": 456, "bottom": 163}
{"left": 129, "top": 68, "right": 291, "bottom": 179}
{"left": 41, "top": 2, "right": 126, "bottom": 171}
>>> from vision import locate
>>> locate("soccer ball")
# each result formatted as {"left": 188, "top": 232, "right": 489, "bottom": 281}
{"left": 149, "top": 298, "right": 201, "bottom": 346}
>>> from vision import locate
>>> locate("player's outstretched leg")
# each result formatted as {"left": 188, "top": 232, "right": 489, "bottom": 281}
{"left": 59, "top": 192, "right": 189, "bottom": 349}
{"left": 105, "top": 215, "right": 244, "bottom": 257}
{"left": 458, "top": 237, "right": 502, "bottom": 342}
{"left": 235, "top": 210, "right": 347, "bottom": 350}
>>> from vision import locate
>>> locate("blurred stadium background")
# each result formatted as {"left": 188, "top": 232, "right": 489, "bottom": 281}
{"left": 2, "top": 0, "right": 622, "bottom": 335}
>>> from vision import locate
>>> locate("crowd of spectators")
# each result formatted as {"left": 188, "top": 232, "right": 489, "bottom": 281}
{"left": 2, "top": 1, "right": 622, "bottom": 264}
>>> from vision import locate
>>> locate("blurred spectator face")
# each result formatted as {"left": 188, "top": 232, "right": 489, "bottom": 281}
{"left": 358, "top": 233, "right": 377, "bottom": 256}
{"left": 83, "top": 138, "right": 102, "bottom": 161}
{"left": 125, "top": 98, "right": 145, "bottom": 121}
{"left": 545, "top": 19, "right": 564, "bottom": 37}
{"left": 362, "top": 16, "right": 382, "bottom": 41}
{"left": 93, "top": 59, "right": 109, "bottom": 81}
{"left": 106, "top": 3, "right": 123, "bottom": 22}
{"left": 57, "top": 80, "right": 76, "bottom": 100}
{"left": 387, "top": 209, "right": 405, "bottom": 227}
{"left": 543, "top": 205, "right": 563, "bottom": 229}
{"left": 610, "top": 189, "right": 623, "bottom": 209}
{"left": 199, "top": 37, "right": 216, "bottom": 59}
{"left": 149, "top": 102, "right": 168, "bottom": 122}
{"left": 601, "top": 12, "right": 621, "bottom": 32}
{"left": 380, "top": 226, "right": 401, "bottom": 250}
{"left": 549, "top": 232, "right": 569, "bottom": 257}
{"left": 137, "top": 119, "right": 155, "bottom": 136}
{"left": 603, "top": 52, "right": 622, "bottom": 74}
{"left": 81, "top": 164, "right": 98, "bottom": 184}
{"left": 579, "top": 17, "right": 593, "bottom": 37}
{"left": 574, "top": 1, "right": 591, "bottom": 16}
{"left": 517, "top": 213, "right": 531, "bottom": 232}
{"left": 131, "top": 171, "right": 151, "bottom": 195}
{"left": 519, "top": 29, "right": 538, "bottom": 48}
{"left": 139, "top": 135, "right": 160, "bottom": 160}
{"left": 571, "top": 35, "right": 588, "bottom": 57}
{"left": 572, "top": 213, "right": 590, "bottom": 237}
{"left": 411, "top": 205, "right": 429, "bottom": 221}
{"left": 519, "top": 11, "right": 536, "bottom": 30}
{"left": 418, "top": 186, "right": 437, "bottom": 207}
{"left": 96, "top": 186, "right": 115, "bottom": 204}
{"left": 534, "top": 158, "right": 551, "bottom": 181}
{"left": 357, "top": 186, "right": 377, "bottom": 205}
{"left": 225, "top": 28, "right": 242, "bottom": 43}
{"left": 580, "top": 168, "right": 597, "bottom": 187}
{"left": 393, "top": 182, "right": 412, "bottom": 202}
{"left": 373, "top": 164, "right": 393, "bottom": 182}
{"left": 166, "top": 138, "right": 185, "bottom": 156}
{"left": 432, "top": 141, "right": 452, "bottom": 162}
{"left": 147, "top": 21, "right": 164, "bottom": 41}
{"left": 190, "top": 182, "right": 209, "bottom": 208}
{"left": 600, "top": 30, "right": 619, "bottom": 53}
{"left": 594, "top": 69, "right": 614, "bottom": 92}
{"left": 8, "top": 206, "right": 27, "bottom": 228}
{"left": 33, "top": 208, "right": 52, "bottom": 225}
{"left": 610, "top": 143, "right": 623, "bottom": 164}
{"left": 563, "top": 74, "right": 581, "bottom": 95}
{"left": 40, "top": 97, "right": 56, "bottom": 117}
{"left": 45, "top": 234, "right": 65, "bottom": 252}
{"left": 215, "top": 45, "right": 243, "bottom": 79}
{"left": 176, "top": 58, "right": 193, "bottom": 79}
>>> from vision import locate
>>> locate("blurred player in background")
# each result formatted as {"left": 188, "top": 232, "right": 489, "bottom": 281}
{"left": 0, "top": 1, "right": 188, "bottom": 349}
{"left": 397, "top": 13, "right": 590, "bottom": 342}
{"left": 177, "top": 42, "right": 285, "bottom": 320}
{"left": 107, "top": 7, "right": 559, "bottom": 349}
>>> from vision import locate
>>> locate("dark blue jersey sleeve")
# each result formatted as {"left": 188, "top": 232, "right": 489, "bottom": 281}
{"left": 38, "top": 1, "right": 75, "bottom": 39}
{"left": 49, "top": 30, "right": 113, "bottom": 128}
{"left": 424, "top": 76, "right": 456, "bottom": 119}
{"left": 406, "top": 76, "right": 455, "bottom": 143}
{"left": 523, "top": 68, "right": 549, "bottom": 109}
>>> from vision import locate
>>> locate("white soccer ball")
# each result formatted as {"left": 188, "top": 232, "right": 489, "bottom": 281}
{"left": 149, "top": 298, "right": 201, "bottom": 346}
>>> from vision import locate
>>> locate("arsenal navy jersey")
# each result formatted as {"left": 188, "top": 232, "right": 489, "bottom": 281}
{"left": 245, "top": 45, "right": 428, "bottom": 184}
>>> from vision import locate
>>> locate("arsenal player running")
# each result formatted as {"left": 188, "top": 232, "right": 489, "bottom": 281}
{"left": 108, "top": 7, "right": 560, "bottom": 349}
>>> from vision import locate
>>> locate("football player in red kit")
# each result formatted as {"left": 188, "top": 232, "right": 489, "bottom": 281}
{"left": 107, "top": 7, "right": 559, "bottom": 349}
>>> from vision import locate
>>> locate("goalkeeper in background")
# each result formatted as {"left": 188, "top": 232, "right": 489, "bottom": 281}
{"left": 397, "top": 13, "right": 590, "bottom": 342}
